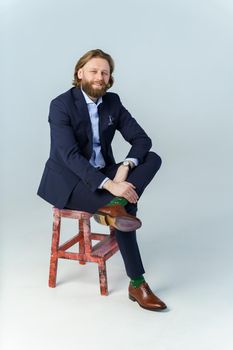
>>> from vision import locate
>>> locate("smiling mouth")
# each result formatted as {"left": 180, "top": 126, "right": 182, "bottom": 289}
{"left": 93, "top": 82, "right": 104, "bottom": 87}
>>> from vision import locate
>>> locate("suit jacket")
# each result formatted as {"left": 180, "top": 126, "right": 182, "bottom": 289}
{"left": 37, "top": 87, "right": 152, "bottom": 208}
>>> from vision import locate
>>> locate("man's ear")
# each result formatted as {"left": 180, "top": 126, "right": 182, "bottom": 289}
{"left": 77, "top": 69, "right": 83, "bottom": 79}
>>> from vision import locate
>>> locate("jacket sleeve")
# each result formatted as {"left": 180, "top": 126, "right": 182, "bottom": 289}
{"left": 115, "top": 95, "right": 152, "bottom": 164}
{"left": 48, "top": 98, "right": 107, "bottom": 192}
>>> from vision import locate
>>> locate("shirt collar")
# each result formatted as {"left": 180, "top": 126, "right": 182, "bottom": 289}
{"left": 81, "top": 88, "right": 103, "bottom": 107}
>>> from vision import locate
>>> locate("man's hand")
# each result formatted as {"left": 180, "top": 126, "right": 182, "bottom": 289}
{"left": 113, "top": 164, "right": 129, "bottom": 183}
{"left": 103, "top": 179, "right": 139, "bottom": 204}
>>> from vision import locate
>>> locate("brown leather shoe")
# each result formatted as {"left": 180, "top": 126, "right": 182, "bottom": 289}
{"left": 93, "top": 204, "right": 142, "bottom": 232}
{"left": 128, "top": 282, "right": 167, "bottom": 311}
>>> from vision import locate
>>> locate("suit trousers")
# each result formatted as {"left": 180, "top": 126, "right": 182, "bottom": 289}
{"left": 65, "top": 151, "right": 162, "bottom": 279}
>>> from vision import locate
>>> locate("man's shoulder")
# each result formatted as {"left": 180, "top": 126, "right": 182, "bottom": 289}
{"left": 51, "top": 88, "right": 74, "bottom": 104}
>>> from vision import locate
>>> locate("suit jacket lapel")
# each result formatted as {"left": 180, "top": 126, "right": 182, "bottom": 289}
{"left": 72, "top": 87, "right": 93, "bottom": 143}
{"left": 98, "top": 100, "right": 110, "bottom": 132}
{"left": 98, "top": 98, "right": 112, "bottom": 158}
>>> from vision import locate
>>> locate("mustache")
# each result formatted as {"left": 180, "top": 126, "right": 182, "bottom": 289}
{"left": 92, "top": 80, "right": 106, "bottom": 86}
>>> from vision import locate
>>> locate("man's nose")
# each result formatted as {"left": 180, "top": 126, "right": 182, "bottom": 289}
{"left": 96, "top": 71, "right": 103, "bottom": 80}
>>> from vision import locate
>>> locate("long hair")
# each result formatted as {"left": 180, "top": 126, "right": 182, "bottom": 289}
{"left": 72, "top": 49, "right": 114, "bottom": 88}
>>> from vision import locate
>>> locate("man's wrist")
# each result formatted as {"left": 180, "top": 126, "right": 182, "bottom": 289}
{"left": 122, "top": 160, "right": 134, "bottom": 169}
{"left": 122, "top": 160, "right": 132, "bottom": 169}
{"left": 102, "top": 179, "right": 113, "bottom": 191}
{"left": 124, "top": 158, "right": 138, "bottom": 168}
{"left": 98, "top": 177, "right": 110, "bottom": 189}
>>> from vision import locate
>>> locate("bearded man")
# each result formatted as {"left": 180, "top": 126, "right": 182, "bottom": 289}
{"left": 37, "top": 49, "right": 167, "bottom": 311}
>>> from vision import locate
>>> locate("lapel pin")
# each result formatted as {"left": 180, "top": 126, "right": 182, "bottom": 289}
{"left": 108, "top": 115, "right": 114, "bottom": 126}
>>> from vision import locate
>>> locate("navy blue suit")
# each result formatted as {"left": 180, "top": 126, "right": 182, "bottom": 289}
{"left": 38, "top": 87, "right": 152, "bottom": 209}
{"left": 37, "top": 87, "right": 162, "bottom": 278}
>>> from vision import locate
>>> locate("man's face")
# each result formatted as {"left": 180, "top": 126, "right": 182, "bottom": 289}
{"left": 77, "top": 57, "right": 111, "bottom": 99}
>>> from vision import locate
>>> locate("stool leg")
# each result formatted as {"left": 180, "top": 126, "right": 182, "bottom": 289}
{"left": 83, "top": 218, "right": 92, "bottom": 254}
{"left": 78, "top": 220, "right": 86, "bottom": 265}
{"left": 79, "top": 236, "right": 86, "bottom": 265}
{"left": 98, "top": 260, "right": 108, "bottom": 296}
{"left": 49, "top": 213, "right": 61, "bottom": 288}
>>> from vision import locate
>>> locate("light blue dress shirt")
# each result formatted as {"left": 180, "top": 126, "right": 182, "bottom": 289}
{"left": 81, "top": 90, "right": 138, "bottom": 189}
{"left": 82, "top": 91, "right": 105, "bottom": 168}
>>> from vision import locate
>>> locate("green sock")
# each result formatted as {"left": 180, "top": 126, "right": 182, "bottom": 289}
{"left": 130, "top": 275, "right": 145, "bottom": 288}
{"left": 106, "top": 197, "right": 128, "bottom": 207}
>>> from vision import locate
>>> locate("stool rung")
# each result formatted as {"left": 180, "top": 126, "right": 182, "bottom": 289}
{"left": 57, "top": 251, "right": 84, "bottom": 260}
{"left": 91, "top": 235, "right": 119, "bottom": 257}
{"left": 59, "top": 233, "right": 82, "bottom": 251}
{"left": 90, "top": 233, "right": 108, "bottom": 241}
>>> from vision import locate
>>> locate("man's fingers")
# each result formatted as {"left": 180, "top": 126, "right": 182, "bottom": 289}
{"left": 124, "top": 181, "right": 136, "bottom": 189}
{"left": 123, "top": 187, "right": 139, "bottom": 203}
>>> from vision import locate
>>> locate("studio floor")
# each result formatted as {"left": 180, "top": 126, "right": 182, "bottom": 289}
{"left": 1, "top": 190, "right": 232, "bottom": 350}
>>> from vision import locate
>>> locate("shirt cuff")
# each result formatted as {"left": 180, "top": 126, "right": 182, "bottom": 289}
{"left": 98, "top": 177, "right": 110, "bottom": 189}
{"left": 124, "top": 158, "right": 138, "bottom": 167}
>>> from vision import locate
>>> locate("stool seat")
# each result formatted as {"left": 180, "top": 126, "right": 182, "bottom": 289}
{"left": 48, "top": 207, "right": 119, "bottom": 295}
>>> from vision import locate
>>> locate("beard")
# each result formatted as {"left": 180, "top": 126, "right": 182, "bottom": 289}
{"left": 81, "top": 79, "right": 109, "bottom": 99}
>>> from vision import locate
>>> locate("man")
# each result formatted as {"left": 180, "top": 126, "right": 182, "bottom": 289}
{"left": 37, "top": 49, "right": 167, "bottom": 311}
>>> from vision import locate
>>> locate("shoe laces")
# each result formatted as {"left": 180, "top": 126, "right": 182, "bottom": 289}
{"left": 142, "top": 283, "right": 153, "bottom": 295}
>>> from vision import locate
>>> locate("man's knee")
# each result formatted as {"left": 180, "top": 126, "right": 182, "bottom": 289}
{"left": 147, "top": 151, "right": 162, "bottom": 170}
{"left": 125, "top": 202, "right": 138, "bottom": 216}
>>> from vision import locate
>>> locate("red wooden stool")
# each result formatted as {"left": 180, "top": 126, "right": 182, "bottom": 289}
{"left": 49, "top": 207, "right": 119, "bottom": 295}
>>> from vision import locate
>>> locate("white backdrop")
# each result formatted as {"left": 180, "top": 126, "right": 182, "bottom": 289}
{"left": 1, "top": 1, "right": 233, "bottom": 349}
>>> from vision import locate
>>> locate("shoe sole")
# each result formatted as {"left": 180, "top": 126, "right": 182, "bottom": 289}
{"left": 129, "top": 294, "right": 166, "bottom": 311}
{"left": 93, "top": 212, "right": 142, "bottom": 232}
